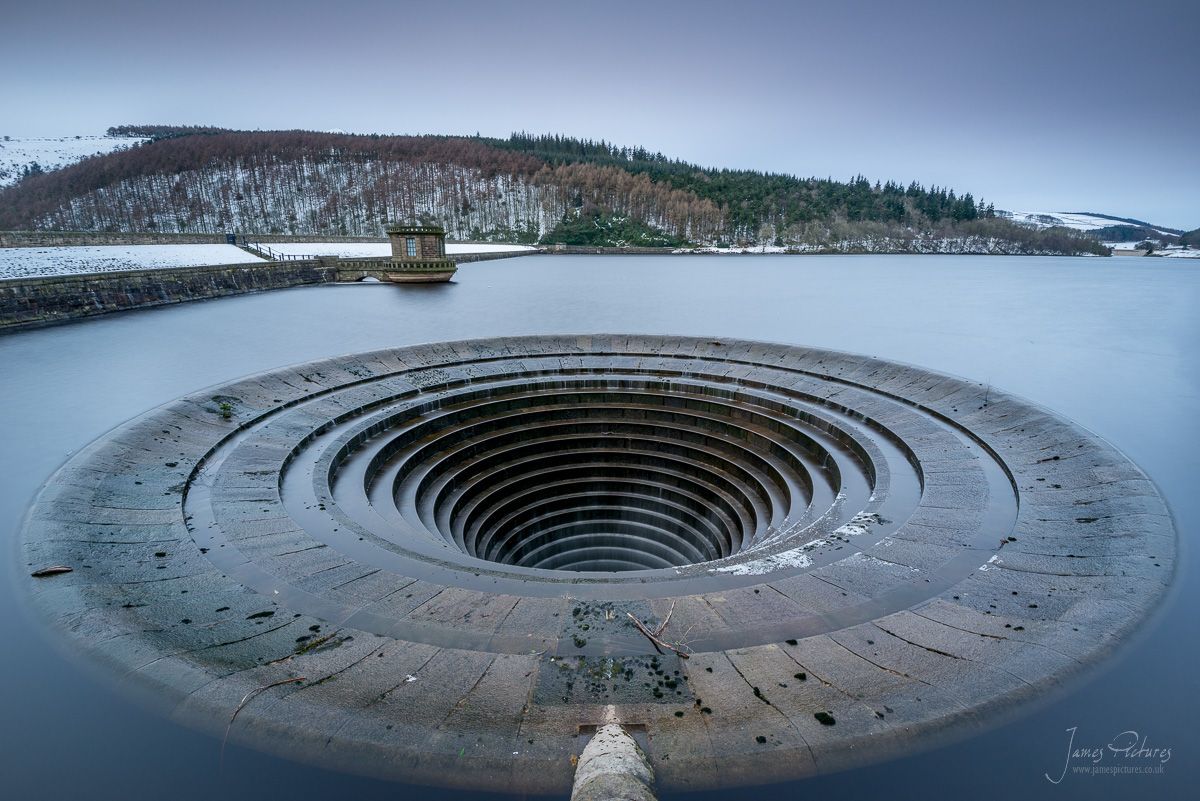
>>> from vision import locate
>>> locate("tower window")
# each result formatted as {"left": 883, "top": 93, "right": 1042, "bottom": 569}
{"left": 406, "top": 237, "right": 418, "bottom": 257}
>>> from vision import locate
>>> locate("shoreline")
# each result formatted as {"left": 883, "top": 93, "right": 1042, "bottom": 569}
{"left": 2, "top": 230, "right": 1112, "bottom": 258}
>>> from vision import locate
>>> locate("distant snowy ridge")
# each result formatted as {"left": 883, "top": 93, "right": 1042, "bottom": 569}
{"left": 0, "top": 135, "right": 148, "bottom": 188}
{"left": 997, "top": 209, "right": 1180, "bottom": 237}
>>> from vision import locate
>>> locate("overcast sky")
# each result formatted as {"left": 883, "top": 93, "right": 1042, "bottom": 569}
{"left": 3, "top": 0, "right": 1196, "bottom": 228}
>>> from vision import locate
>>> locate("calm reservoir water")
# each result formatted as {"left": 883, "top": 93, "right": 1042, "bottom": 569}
{"left": 1, "top": 255, "right": 1196, "bottom": 800}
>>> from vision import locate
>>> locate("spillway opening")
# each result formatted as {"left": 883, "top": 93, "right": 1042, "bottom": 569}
{"left": 352, "top": 378, "right": 845, "bottom": 573}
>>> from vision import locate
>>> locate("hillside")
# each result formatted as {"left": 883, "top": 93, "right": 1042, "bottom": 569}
{"left": 996, "top": 209, "right": 1185, "bottom": 246}
{"left": 0, "top": 126, "right": 1109, "bottom": 255}
{"left": 0, "top": 134, "right": 148, "bottom": 188}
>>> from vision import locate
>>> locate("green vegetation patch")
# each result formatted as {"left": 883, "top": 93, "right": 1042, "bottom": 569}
{"left": 542, "top": 208, "right": 686, "bottom": 248}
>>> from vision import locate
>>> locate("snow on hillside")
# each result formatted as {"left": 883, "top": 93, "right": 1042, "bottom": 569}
{"left": 1155, "top": 246, "right": 1200, "bottom": 258}
{"left": 259, "top": 242, "right": 537, "bottom": 258}
{"left": 0, "top": 245, "right": 263, "bottom": 280}
{"left": 682, "top": 236, "right": 1106, "bottom": 256}
{"left": 0, "top": 135, "right": 148, "bottom": 188}
{"left": 997, "top": 210, "right": 1176, "bottom": 236}
{"left": 1108, "top": 243, "right": 1199, "bottom": 258}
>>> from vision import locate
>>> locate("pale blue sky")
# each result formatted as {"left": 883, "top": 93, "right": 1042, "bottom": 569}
{"left": 2, "top": 0, "right": 1196, "bottom": 228}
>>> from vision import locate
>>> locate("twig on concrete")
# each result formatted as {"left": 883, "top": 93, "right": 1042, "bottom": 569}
{"left": 654, "top": 601, "right": 675, "bottom": 637}
{"left": 626, "top": 612, "right": 690, "bottom": 659}
{"left": 30, "top": 565, "right": 73, "bottom": 577}
{"left": 628, "top": 612, "right": 664, "bottom": 655}
{"left": 220, "top": 676, "right": 305, "bottom": 768}
{"left": 673, "top": 622, "right": 699, "bottom": 653}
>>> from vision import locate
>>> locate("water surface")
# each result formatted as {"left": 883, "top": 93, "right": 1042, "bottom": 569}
{"left": 1, "top": 254, "right": 1195, "bottom": 800}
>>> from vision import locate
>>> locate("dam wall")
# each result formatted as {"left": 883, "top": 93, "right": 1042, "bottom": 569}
{"left": 0, "top": 249, "right": 539, "bottom": 332}
{"left": 0, "top": 260, "right": 336, "bottom": 331}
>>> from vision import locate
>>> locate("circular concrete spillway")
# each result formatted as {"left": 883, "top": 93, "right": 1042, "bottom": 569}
{"left": 20, "top": 335, "right": 1176, "bottom": 794}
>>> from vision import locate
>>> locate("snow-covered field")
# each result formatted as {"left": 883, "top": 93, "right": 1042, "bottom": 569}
{"left": 998, "top": 210, "right": 1124, "bottom": 231}
{"left": 0, "top": 135, "right": 147, "bottom": 187}
{"left": 256, "top": 242, "right": 537, "bottom": 258}
{"left": 0, "top": 245, "right": 263, "bottom": 280}
{"left": 997, "top": 209, "right": 1178, "bottom": 236}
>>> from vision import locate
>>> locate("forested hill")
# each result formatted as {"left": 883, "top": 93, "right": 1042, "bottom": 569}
{"left": 0, "top": 126, "right": 1108, "bottom": 255}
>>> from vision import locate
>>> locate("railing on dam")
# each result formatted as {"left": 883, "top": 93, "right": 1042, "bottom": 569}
{"left": 243, "top": 242, "right": 321, "bottom": 261}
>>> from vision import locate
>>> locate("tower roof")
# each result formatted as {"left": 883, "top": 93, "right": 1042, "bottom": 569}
{"left": 385, "top": 222, "right": 445, "bottom": 236}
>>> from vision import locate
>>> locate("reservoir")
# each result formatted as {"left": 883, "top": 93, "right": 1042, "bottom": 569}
{"left": 1, "top": 254, "right": 1195, "bottom": 800}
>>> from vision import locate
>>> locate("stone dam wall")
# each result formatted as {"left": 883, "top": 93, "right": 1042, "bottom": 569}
{"left": 0, "top": 250, "right": 540, "bottom": 332}
{"left": 0, "top": 261, "right": 336, "bottom": 332}
{"left": 439, "top": 250, "right": 537, "bottom": 264}
{"left": 546, "top": 245, "right": 680, "bottom": 255}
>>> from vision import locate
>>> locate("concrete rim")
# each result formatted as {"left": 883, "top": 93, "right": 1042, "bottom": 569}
{"left": 20, "top": 335, "right": 1177, "bottom": 793}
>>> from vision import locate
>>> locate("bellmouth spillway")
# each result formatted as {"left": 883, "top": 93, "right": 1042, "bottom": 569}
{"left": 20, "top": 335, "right": 1176, "bottom": 793}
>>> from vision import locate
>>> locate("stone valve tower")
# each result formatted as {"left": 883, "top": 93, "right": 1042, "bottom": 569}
{"left": 383, "top": 222, "right": 458, "bottom": 282}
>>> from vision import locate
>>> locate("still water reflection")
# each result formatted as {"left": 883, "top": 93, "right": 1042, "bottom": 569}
{"left": 1, "top": 255, "right": 1196, "bottom": 800}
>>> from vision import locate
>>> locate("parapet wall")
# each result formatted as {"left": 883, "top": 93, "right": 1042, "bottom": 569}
{"left": 546, "top": 245, "right": 677, "bottom": 255}
{"left": 0, "top": 260, "right": 337, "bottom": 332}
{"left": 0, "top": 231, "right": 228, "bottom": 247}
{"left": 438, "top": 250, "right": 538, "bottom": 264}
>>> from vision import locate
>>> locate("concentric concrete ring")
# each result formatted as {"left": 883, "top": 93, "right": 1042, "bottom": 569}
{"left": 20, "top": 335, "right": 1176, "bottom": 793}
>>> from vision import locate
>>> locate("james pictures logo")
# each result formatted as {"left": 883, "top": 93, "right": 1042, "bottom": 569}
{"left": 1046, "top": 727, "right": 1172, "bottom": 783}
